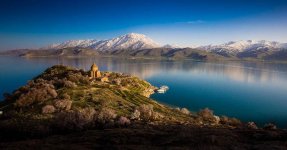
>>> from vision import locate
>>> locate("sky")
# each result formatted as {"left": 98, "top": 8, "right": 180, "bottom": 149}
{"left": 0, "top": 0, "right": 287, "bottom": 50}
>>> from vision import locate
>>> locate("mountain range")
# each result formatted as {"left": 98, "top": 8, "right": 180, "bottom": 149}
{"left": 1, "top": 33, "right": 287, "bottom": 61}
{"left": 43, "top": 33, "right": 160, "bottom": 51}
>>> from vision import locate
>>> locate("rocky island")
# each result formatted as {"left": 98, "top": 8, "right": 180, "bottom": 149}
{"left": 0, "top": 64, "right": 287, "bottom": 149}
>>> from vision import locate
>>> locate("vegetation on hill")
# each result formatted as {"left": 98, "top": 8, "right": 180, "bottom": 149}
{"left": 0, "top": 65, "right": 286, "bottom": 149}
{"left": 0, "top": 65, "right": 242, "bottom": 132}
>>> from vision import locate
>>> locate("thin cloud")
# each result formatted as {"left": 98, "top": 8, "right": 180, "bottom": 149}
{"left": 186, "top": 20, "right": 206, "bottom": 24}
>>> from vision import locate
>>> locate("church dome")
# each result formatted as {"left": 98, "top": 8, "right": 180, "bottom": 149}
{"left": 91, "top": 63, "right": 99, "bottom": 71}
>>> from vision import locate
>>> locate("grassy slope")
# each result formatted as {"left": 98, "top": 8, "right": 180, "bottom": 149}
{"left": 0, "top": 65, "right": 193, "bottom": 128}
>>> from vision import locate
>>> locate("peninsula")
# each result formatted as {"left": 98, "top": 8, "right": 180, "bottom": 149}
{"left": 0, "top": 64, "right": 286, "bottom": 149}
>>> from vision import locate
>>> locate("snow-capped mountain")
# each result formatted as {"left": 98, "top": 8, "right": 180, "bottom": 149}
{"left": 44, "top": 34, "right": 287, "bottom": 55}
{"left": 198, "top": 40, "right": 287, "bottom": 54}
{"left": 48, "top": 33, "right": 160, "bottom": 51}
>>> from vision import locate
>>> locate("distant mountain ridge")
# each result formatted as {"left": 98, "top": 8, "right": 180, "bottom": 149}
{"left": 45, "top": 33, "right": 287, "bottom": 53}
{"left": 45, "top": 33, "right": 160, "bottom": 51}
{"left": 1, "top": 33, "right": 287, "bottom": 61}
{"left": 199, "top": 40, "right": 287, "bottom": 54}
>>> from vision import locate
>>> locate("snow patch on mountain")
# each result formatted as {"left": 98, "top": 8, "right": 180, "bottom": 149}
{"left": 47, "top": 33, "right": 160, "bottom": 51}
{"left": 198, "top": 40, "right": 287, "bottom": 53}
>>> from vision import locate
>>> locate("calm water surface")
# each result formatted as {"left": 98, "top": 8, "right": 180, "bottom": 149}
{"left": 1, "top": 56, "right": 287, "bottom": 127}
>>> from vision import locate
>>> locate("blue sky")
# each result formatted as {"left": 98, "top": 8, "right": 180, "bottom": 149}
{"left": 0, "top": 0, "right": 287, "bottom": 50}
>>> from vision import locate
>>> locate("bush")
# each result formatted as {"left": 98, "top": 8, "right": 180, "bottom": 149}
{"left": 151, "top": 112, "right": 164, "bottom": 120}
{"left": 60, "top": 93, "right": 70, "bottom": 99}
{"left": 130, "top": 109, "right": 141, "bottom": 120}
{"left": 15, "top": 82, "right": 58, "bottom": 107}
{"left": 138, "top": 104, "right": 154, "bottom": 121}
{"left": 198, "top": 108, "right": 214, "bottom": 119}
{"left": 54, "top": 107, "right": 96, "bottom": 130}
{"left": 133, "top": 104, "right": 163, "bottom": 121}
{"left": 63, "top": 80, "right": 77, "bottom": 88}
{"left": 220, "top": 116, "right": 229, "bottom": 124}
{"left": 246, "top": 122, "right": 258, "bottom": 129}
{"left": 97, "top": 108, "right": 117, "bottom": 124}
{"left": 220, "top": 116, "right": 242, "bottom": 126}
{"left": 54, "top": 99, "right": 72, "bottom": 111}
{"left": 117, "top": 116, "right": 131, "bottom": 126}
{"left": 263, "top": 123, "right": 277, "bottom": 130}
{"left": 228, "top": 118, "right": 241, "bottom": 126}
{"left": 77, "top": 107, "right": 97, "bottom": 127}
{"left": 196, "top": 108, "right": 221, "bottom": 125}
{"left": 42, "top": 105, "right": 56, "bottom": 114}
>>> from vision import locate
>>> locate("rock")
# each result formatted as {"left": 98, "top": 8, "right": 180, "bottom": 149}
{"left": 180, "top": 108, "right": 190, "bottom": 115}
{"left": 213, "top": 115, "right": 220, "bottom": 124}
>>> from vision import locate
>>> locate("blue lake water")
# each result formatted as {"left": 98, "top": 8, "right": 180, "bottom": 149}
{"left": 1, "top": 56, "right": 287, "bottom": 127}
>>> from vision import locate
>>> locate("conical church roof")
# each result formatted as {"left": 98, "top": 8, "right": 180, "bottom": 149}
{"left": 91, "top": 63, "right": 99, "bottom": 71}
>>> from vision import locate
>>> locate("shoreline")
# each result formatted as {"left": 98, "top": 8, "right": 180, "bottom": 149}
{"left": 1, "top": 54, "right": 287, "bottom": 64}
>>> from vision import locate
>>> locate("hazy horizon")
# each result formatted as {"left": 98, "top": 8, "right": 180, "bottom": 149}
{"left": 1, "top": 0, "right": 287, "bottom": 50}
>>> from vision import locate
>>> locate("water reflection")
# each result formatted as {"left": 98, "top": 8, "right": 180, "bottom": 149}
{"left": 10, "top": 56, "right": 287, "bottom": 89}
{"left": 1, "top": 56, "right": 287, "bottom": 127}
{"left": 64, "top": 58, "right": 286, "bottom": 85}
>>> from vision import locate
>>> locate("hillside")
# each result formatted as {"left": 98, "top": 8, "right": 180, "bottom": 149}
{"left": 0, "top": 65, "right": 287, "bottom": 149}
{"left": 0, "top": 47, "right": 235, "bottom": 61}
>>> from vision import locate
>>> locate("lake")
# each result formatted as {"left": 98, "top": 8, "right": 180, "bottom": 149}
{"left": 1, "top": 56, "right": 287, "bottom": 127}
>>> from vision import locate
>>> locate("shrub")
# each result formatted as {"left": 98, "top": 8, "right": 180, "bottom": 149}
{"left": 228, "top": 118, "right": 241, "bottom": 126}
{"left": 42, "top": 105, "right": 56, "bottom": 114}
{"left": 60, "top": 93, "right": 71, "bottom": 99}
{"left": 246, "top": 122, "right": 258, "bottom": 129}
{"left": 220, "top": 115, "right": 229, "bottom": 124}
{"left": 99, "top": 98, "right": 111, "bottom": 107}
{"left": 54, "top": 99, "right": 72, "bottom": 111}
{"left": 198, "top": 108, "right": 214, "bottom": 119}
{"left": 77, "top": 107, "right": 97, "bottom": 127}
{"left": 196, "top": 108, "right": 221, "bottom": 125}
{"left": 117, "top": 116, "right": 131, "bottom": 126}
{"left": 67, "top": 73, "right": 80, "bottom": 83}
{"left": 138, "top": 104, "right": 154, "bottom": 121}
{"left": 63, "top": 80, "right": 77, "bottom": 88}
{"left": 220, "top": 116, "right": 242, "bottom": 126}
{"left": 180, "top": 108, "right": 190, "bottom": 115}
{"left": 130, "top": 109, "right": 141, "bottom": 120}
{"left": 134, "top": 104, "right": 162, "bottom": 121}
{"left": 54, "top": 107, "right": 96, "bottom": 130}
{"left": 151, "top": 112, "right": 164, "bottom": 120}
{"left": 15, "top": 83, "right": 58, "bottom": 107}
{"left": 79, "top": 76, "right": 90, "bottom": 85}
{"left": 263, "top": 123, "right": 277, "bottom": 130}
{"left": 97, "top": 108, "right": 117, "bottom": 124}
